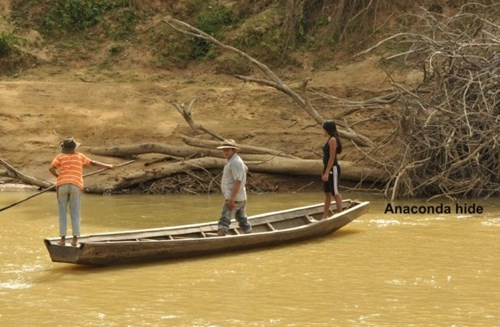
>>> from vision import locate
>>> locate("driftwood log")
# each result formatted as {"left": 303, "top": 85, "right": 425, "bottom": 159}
{"left": 86, "top": 143, "right": 215, "bottom": 158}
{"left": 2, "top": 138, "right": 387, "bottom": 195}
{"left": 83, "top": 142, "right": 387, "bottom": 193}
{"left": 85, "top": 140, "right": 298, "bottom": 160}
{"left": 0, "top": 158, "right": 52, "bottom": 188}
{"left": 84, "top": 155, "right": 386, "bottom": 193}
{"left": 181, "top": 136, "right": 300, "bottom": 159}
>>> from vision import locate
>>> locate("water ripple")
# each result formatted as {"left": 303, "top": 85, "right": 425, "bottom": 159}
{"left": 368, "top": 218, "right": 401, "bottom": 227}
{"left": 481, "top": 218, "right": 500, "bottom": 227}
{"left": 0, "top": 280, "right": 32, "bottom": 289}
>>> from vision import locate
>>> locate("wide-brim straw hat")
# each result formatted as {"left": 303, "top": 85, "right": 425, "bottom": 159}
{"left": 60, "top": 137, "right": 81, "bottom": 153}
{"left": 216, "top": 139, "right": 239, "bottom": 150}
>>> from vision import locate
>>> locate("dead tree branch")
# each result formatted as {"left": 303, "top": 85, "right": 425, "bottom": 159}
{"left": 358, "top": 3, "right": 500, "bottom": 199}
{"left": 181, "top": 135, "right": 299, "bottom": 159}
{"left": 172, "top": 99, "right": 225, "bottom": 140}
{"left": 0, "top": 158, "right": 52, "bottom": 188}
{"left": 163, "top": 17, "right": 373, "bottom": 147}
{"left": 86, "top": 143, "right": 216, "bottom": 159}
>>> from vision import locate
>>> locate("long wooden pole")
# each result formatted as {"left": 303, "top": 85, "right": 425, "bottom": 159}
{"left": 0, "top": 160, "right": 134, "bottom": 212}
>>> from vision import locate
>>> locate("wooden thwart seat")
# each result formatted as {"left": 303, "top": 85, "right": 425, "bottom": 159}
{"left": 305, "top": 215, "right": 317, "bottom": 222}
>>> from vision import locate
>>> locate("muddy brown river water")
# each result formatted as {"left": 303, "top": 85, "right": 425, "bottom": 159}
{"left": 0, "top": 191, "right": 498, "bottom": 326}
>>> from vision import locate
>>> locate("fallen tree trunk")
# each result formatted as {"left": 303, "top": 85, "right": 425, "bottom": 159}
{"left": 85, "top": 156, "right": 387, "bottom": 193}
{"left": 2, "top": 138, "right": 387, "bottom": 194}
{"left": 86, "top": 157, "right": 225, "bottom": 193}
{"left": 246, "top": 157, "right": 386, "bottom": 182}
{"left": 86, "top": 139, "right": 300, "bottom": 159}
{"left": 0, "top": 158, "right": 52, "bottom": 189}
{"left": 85, "top": 143, "right": 217, "bottom": 158}
{"left": 182, "top": 136, "right": 299, "bottom": 158}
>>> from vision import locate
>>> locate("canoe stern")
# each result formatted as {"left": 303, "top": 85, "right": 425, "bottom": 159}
{"left": 44, "top": 239, "right": 82, "bottom": 264}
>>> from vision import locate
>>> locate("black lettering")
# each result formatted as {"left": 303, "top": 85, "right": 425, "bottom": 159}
{"left": 384, "top": 203, "right": 394, "bottom": 214}
{"left": 455, "top": 203, "right": 484, "bottom": 214}
{"left": 385, "top": 203, "right": 456, "bottom": 215}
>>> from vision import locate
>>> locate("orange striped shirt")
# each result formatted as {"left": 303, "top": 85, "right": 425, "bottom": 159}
{"left": 51, "top": 152, "right": 92, "bottom": 190}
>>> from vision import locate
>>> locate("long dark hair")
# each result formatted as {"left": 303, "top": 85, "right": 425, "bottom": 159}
{"left": 322, "top": 120, "right": 342, "bottom": 154}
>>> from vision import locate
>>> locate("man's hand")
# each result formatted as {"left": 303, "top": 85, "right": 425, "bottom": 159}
{"left": 228, "top": 198, "right": 235, "bottom": 210}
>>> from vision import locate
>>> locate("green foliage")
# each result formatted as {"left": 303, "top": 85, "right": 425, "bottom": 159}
{"left": 109, "top": 8, "right": 137, "bottom": 40}
{"left": 190, "top": 38, "right": 211, "bottom": 60}
{"left": 295, "top": 0, "right": 307, "bottom": 44}
{"left": 231, "top": 14, "right": 288, "bottom": 66}
{"left": 195, "top": 4, "right": 236, "bottom": 36}
{"left": 157, "top": 40, "right": 191, "bottom": 69}
{"left": 191, "top": 4, "right": 238, "bottom": 59}
{"left": 40, "top": 0, "right": 133, "bottom": 35}
{"left": 102, "top": 8, "right": 140, "bottom": 40}
{"left": 0, "top": 31, "right": 17, "bottom": 57}
{"left": 108, "top": 44, "right": 124, "bottom": 55}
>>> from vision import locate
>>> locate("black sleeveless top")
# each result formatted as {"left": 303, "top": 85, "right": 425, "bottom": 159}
{"left": 323, "top": 136, "right": 339, "bottom": 172}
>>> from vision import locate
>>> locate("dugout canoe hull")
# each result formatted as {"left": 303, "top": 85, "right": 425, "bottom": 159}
{"left": 44, "top": 199, "right": 369, "bottom": 266}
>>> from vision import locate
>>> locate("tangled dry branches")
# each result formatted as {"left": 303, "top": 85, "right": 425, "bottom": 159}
{"left": 362, "top": 3, "right": 499, "bottom": 199}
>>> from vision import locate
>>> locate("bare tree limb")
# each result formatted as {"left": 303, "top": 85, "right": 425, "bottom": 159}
{"left": 163, "top": 17, "right": 374, "bottom": 147}
{"left": 359, "top": 4, "right": 500, "bottom": 198}
{"left": 0, "top": 158, "right": 52, "bottom": 188}
{"left": 85, "top": 143, "right": 214, "bottom": 158}
{"left": 85, "top": 156, "right": 387, "bottom": 193}
{"left": 181, "top": 135, "right": 300, "bottom": 159}
{"left": 172, "top": 99, "right": 225, "bottom": 140}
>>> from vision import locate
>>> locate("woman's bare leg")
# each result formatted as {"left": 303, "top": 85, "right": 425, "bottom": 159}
{"left": 335, "top": 193, "right": 343, "bottom": 213}
{"left": 323, "top": 192, "right": 332, "bottom": 218}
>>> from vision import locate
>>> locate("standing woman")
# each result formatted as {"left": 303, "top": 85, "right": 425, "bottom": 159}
{"left": 49, "top": 137, "right": 114, "bottom": 246}
{"left": 321, "top": 120, "right": 343, "bottom": 218}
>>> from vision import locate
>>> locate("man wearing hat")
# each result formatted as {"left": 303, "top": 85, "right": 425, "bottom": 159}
{"left": 216, "top": 139, "right": 252, "bottom": 236}
{"left": 49, "top": 137, "right": 114, "bottom": 246}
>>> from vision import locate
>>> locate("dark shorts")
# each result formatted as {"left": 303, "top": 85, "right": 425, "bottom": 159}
{"left": 323, "top": 165, "right": 341, "bottom": 195}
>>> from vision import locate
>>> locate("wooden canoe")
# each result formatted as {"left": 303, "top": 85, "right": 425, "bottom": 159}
{"left": 44, "top": 199, "right": 369, "bottom": 266}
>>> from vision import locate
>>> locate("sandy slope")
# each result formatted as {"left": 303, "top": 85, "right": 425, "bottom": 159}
{"left": 0, "top": 57, "right": 415, "bottom": 192}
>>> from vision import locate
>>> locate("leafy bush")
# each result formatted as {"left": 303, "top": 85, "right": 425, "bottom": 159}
{"left": 110, "top": 8, "right": 137, "bottom": 39}
{"left": 0, "top": 31, "right": 17, "bottom": 57}
{"left": 41, "top": 0, "right": 132, "bottom": 35}
{"left": 195, "top": 4, "right": 236, "bottom": 36}
{"left": 191, "top": 4, "right": 238, "bottom": 59}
